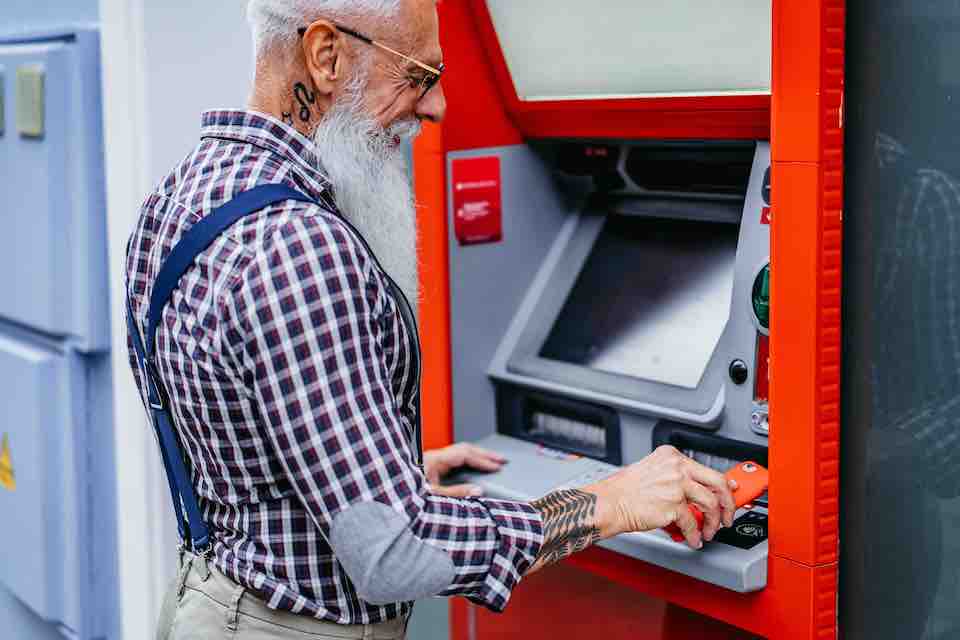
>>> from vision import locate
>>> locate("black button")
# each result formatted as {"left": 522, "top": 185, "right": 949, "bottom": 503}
{"left": 762, "top": 167, "right": 771, "bottom": 205}
{"left": 729, "top": 360, "right": 749, "bottom": 385}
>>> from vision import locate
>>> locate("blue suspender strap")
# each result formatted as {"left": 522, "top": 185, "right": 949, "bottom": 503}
{"left": 146, "top": 184, "right": 314, "bottom": 355}
{"left": 125, "top": 299, "right": 189, "bottom": 544}
{"left": 127, "top": 184, "right": 315, "bottom": 552}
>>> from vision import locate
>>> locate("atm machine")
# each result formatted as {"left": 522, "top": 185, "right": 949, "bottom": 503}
{"left": 449, "top": 139, "right": 772, "bottom": 593}
{"left": 414, "top": 2, "right": 843, "bottom": 639}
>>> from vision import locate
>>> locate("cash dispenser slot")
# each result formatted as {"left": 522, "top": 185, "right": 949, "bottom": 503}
{"left": 496, "top": 384, "right": 622, "bottom": 464}
{"left": 652, "top": 422, "right": 769, "bottom": 471}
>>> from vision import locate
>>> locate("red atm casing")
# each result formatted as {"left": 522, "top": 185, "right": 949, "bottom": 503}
{"left": 414, "top": 1, "right": 844, "bottom": 638}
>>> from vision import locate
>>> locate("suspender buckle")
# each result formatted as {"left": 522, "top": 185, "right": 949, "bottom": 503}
{"left": 195, "top": 538, "right": 213, "bottom": 560}
{"left": 143, "top": 358, "right": 165, "bottom": 410}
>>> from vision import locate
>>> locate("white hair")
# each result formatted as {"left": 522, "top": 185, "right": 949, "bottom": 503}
{"left": 311, "top": 69, "right": 422, "bottom": 308}
{"left": 247, "top": 0, "right": 402, "bottom": 56}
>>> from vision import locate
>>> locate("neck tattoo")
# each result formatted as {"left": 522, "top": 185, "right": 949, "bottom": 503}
{"left": 293, "top": 82, "right": 317, "bottom": 123}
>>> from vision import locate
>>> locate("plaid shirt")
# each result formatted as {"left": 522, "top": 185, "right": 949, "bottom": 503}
{"left": 125, "top": 110, "right": 542, "bottom": 624}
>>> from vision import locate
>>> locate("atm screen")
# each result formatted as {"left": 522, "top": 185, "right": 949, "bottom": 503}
{"left": 540, "top": 215, "right": 739, "bottom": 389}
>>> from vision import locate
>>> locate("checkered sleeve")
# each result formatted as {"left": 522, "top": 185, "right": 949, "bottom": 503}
{"left": 226, "top": 208, "right": 542, "bottom": 610}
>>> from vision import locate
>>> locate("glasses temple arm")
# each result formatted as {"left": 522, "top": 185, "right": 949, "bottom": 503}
{"left": 298, "top": 24, "right": 442, "bottom": 77}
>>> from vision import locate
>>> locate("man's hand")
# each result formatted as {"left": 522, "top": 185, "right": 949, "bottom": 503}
{"left": 526, "top": 445, "right": 737, "bottom": 575}
{"left": 424, "top": 443, "right": 506, "bottom": 498}
{"left": 589, "top": 445, "right": 737, "bottom": 549}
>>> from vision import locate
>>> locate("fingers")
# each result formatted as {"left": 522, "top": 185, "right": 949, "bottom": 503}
{"left": 432, "top": 483, "right": 484, "bottom": 498}
{"left": 425, "top": 443, "right": 506, "bottom": 479}
{"left": 673, "top": 505, "right": 703, "bottom": 550}
{"left": 685, "top": 461, "right": 736, "bottom": 528}
{"left": 683, "top": 460, "right": 727, "bottom": 494}
{"left": 684, "top": 480, "right": 721, "bottom": 541}
{"left": 459, "top": 444, "right": 506, "bottom": 472}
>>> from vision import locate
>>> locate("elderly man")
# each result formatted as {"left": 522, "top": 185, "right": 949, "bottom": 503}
{"left": 125, "top": 1, "right": 737, "bottom": 638}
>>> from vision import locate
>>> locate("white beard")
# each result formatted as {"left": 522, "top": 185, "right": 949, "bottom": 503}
{"left": 311, "top": 80, "right": 422, "bottom": 312}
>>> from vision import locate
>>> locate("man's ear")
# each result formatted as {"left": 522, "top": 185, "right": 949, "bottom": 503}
{"left": 302, "top": 20, "right": 345, "bottom": 101}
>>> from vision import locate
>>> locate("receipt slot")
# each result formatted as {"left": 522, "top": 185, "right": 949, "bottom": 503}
{"left": 414, "top": 1, "right": 843, "bottom": 639}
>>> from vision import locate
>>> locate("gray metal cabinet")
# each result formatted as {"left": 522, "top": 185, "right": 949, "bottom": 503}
{"left": 0, "top": 27, "right": 117, "bottom": 640}
{"left": 0, "top": 28, "right": 109, "bottom": 351}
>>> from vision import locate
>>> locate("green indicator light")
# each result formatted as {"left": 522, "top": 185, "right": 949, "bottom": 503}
{"left": 753, "top": 264, "right": 770, "bottom": 330}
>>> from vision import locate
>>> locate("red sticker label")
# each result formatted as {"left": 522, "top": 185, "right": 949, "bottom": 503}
{"left": 760, "top": 207, "right": 772, "bottom": 225}
{"left": 452, "top": 157, "right": 502, "bottom": 245}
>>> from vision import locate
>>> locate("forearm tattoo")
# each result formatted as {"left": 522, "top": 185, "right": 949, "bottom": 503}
{"left": 529, "top": 489, "right": 600, "bottom": 573}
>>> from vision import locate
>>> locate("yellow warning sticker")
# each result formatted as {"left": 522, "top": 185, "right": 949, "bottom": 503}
{"left": 0, "top": 433, "right": 15, "bottom": 492}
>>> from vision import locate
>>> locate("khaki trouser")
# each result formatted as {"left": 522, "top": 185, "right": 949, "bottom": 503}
{"left": 156, "top": 552, "right": 409, "bottom": 640}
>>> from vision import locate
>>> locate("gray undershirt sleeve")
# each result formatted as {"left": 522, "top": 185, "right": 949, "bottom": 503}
{"left": 329, "top": 501, "right": 456, "bottom": 605}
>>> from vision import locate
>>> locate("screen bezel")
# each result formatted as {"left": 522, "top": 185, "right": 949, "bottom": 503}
{"left": 506, "top": 210, "right": 739, "bottom": 414}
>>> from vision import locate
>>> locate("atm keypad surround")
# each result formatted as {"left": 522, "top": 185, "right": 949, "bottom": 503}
{"left": 554, "top": 459, "right": 620, "bottom": 491}
{"left": 450, "top": 434, "right": 769, "bottom": 592}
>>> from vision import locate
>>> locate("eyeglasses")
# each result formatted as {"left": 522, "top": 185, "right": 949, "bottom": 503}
{"left": 298, "top": 23, "right": 444, "bottom": 100}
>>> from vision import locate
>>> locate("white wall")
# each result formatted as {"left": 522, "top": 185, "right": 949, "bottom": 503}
{"left": 98, "top": 2, "right": 255, "bottom": 638}
{"left": 139, "top": 1, "right": 256, "bottom": 184}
